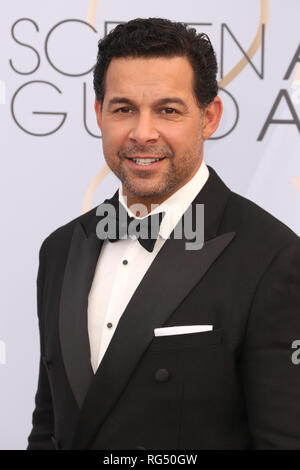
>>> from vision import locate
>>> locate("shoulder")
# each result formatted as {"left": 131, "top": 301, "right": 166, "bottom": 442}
{"left": 39, "top": 205, "right": 98, "bottom": 258}
{"left": 218, "top": 191, "right": 300, "bottom": 295}
{"left": 223, "top": 190, "right": 299, "bottom": 253}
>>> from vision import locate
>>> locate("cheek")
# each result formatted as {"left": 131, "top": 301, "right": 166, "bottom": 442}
{"left": 102, "top": 127, "right": 124, "bottom": 152}
{"left": 162, "top": 121, "right": 198, "bottom": 145}
{"left": 176, "top": 123, "right": 202, "bottom": 149}
{"left": 166, "top": 126, "right": 203, "bottom": 164}
{"left": 160, "top": 126, "right": 185, "bottom": 151}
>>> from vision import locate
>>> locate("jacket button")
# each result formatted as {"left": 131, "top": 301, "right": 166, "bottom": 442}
{"left": 135, "top": 445, "right": 146, "bottom": 450}
{"left": 154, "top": 368, "right": 171, "bottom": 382}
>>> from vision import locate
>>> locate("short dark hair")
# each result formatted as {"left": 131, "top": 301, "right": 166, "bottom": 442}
{"left": 93, "top": 17, "right": 218, "bottom": 108}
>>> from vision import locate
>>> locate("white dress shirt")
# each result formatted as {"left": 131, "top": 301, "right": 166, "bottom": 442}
{"left": 87, "top": 161, "right": 209, "bottom": 373}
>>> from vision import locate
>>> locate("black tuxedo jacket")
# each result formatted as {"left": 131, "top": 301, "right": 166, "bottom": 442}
{"left": 27, "top": 166, "right": 300, "bottom": 450}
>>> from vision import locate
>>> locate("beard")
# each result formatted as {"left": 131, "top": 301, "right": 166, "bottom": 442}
{"left": 103, "top": 136, "right": 203, "bottom": 200}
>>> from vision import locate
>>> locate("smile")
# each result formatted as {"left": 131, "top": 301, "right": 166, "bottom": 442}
{"left": 126, "top": 156, "right": 166, "bottom": 168}
{"left": 132, "top": 157, "right": 162, "bottom": 165}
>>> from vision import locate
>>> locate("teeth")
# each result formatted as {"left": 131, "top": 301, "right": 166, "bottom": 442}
{"left": 132, "top": 158, "right": 161, "bottom": 165}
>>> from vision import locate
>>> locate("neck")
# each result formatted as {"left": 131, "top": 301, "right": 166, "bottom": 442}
{"left": 122, "top": 194, "right": 169, "bottom": 217}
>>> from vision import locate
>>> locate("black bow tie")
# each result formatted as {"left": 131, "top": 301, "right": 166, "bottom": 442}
{"left": 100, "top": 193, "right": 165, "bottom": 253}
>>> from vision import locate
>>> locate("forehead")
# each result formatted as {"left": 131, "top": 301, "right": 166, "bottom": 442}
{"left": 103, "top": 56, "right": 195, "bottom": 102}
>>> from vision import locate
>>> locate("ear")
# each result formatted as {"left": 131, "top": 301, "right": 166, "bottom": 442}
{"left": 202, "top": 96, "right": 223, "bottom": 140}
{"left": 94, "top": 98, "right": 102, "bottom": 131}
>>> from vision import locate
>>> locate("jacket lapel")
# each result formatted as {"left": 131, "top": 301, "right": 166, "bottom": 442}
{"left": 59, "top": 223, "right": 102, "bottom": 408}
{"left": 70, "top": 166, "right": 236, "bottom": 449}
{"left": 59, "top": 192, "right": 121, "bottom": 407}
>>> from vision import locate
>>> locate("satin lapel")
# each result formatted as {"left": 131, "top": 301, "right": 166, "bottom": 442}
{"left": 71, "top": 230, "right": 235, "bottom": 449}
{"left": 59, "top": 222, "right": 102, "bottom": 408}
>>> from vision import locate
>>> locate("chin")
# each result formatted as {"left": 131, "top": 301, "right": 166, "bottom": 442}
{"left": 124, "top": 182, "right": 162, "bottom": 196}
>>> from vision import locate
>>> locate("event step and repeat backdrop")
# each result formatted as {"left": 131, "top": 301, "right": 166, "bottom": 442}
{"left": 0, "top": 0, "right": 299, "bottom": 449}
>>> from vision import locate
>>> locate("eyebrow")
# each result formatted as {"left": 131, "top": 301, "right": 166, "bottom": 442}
{"left": 107, "top": 97, "right": 188, "bottom": 110}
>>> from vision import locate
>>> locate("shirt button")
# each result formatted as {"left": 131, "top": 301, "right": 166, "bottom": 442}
{"left": 107, "top": 322, "right": 113, "bottom": 329}
{"left": 122, "top": 259, "right": 128, "bottom": 265}
{"left": 154, "top": 368, "right": 171, "bottom": 383}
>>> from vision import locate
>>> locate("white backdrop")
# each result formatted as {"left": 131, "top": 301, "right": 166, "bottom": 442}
{"left": 0, "top": 0, "right": 299, "bottom": 449}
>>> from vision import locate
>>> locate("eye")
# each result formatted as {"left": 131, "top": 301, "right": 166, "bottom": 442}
{"left": 161, "top": 108, "right": 179, "bottom": 114}
{"left": 113, "top": 107, "right": 133, "bottom": 114}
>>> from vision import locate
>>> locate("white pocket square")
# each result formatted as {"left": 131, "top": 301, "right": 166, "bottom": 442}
{"left": 154, "top": 325, "right": 213, "bottom": 337}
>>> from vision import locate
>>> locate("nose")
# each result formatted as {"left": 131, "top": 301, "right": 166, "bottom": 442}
{"left": 128, "top": 111, "right": 160, "bottom": 145}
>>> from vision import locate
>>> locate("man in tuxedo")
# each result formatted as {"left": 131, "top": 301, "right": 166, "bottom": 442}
{"left": 27, "top": 18, "right": 300, "bottom": 450}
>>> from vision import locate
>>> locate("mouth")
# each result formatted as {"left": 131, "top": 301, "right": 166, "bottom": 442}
{"left": 125, "top": 156, "right": 166, "bottom": 168}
